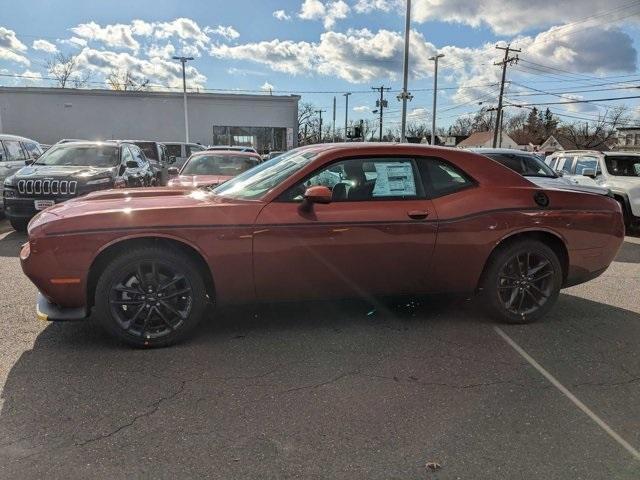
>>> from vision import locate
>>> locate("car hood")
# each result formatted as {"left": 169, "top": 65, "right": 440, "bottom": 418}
{"left": 12, "top": 165, "right": 115, "bottom": 180}
{"left": 28, "top": 187, "right": 264, "bottom": 236}
{"left": 167, "top": 174, "right": 233, "bottom": 188}
{"left": 526, "top": 176, "right": 610, "bottom": 196}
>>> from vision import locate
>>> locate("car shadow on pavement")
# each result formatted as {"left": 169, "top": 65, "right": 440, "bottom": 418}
{"left": 0, "top": 230, "right": 26, "bottom": 258}
{"left": 615, "top": 240, "right": 640, "bottom": 264}
{"left": 1, "top": 294, "right": 640, "bottom": 478}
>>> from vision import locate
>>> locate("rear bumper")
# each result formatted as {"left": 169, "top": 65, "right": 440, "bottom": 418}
{"left": 36, "top": 293, "right": 88, "bottom": 321}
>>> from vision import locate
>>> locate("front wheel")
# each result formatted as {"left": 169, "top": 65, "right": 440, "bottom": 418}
{"left": 94, "top": 246, "right": 209, "bottom": 347}
{"left": 483, "top": 240, "right": 562, "bottom": 324}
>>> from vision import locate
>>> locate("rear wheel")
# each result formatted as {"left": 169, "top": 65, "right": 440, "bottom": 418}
{"left": 483, "top": 240, "right": 562, "bottom": 324}
{"left": 9, "top": 218, "right": 29, "bottom": 232}
{"left": 94, "top": 246, "right": 209, "bottom": 347}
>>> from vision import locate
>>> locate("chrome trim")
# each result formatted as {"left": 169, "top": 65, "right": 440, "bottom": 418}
{"left": 16, "top": 179, "right": 77, "bottom": 196}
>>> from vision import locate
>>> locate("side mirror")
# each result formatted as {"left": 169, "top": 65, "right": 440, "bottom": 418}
{"left": 24, "top": 159, "right": 34, "bottom": 166}
{"left": 555, "top": 170, "right": 564, "bottom": 177}
{"left": 582, "top": 168, "right": 597, "bottom": 179}
{"left": 126, "top": 160, "right": 139, "bottom": 169}
{"left": 168, "top": 167, "right": 179, "bottom": 176}
{"left": 169, "top": 156, "right": 177, "bottom": 164}
{"left": 300, "top": 185, "right": 332, "bottom": 212}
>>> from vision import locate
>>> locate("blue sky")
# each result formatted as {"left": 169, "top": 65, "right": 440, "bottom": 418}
{"left": 1, "top": 0, "right": 640, "bottom": 131}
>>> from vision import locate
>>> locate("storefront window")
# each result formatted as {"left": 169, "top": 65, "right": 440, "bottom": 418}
{"left": 212, "top": 126, "right": 287, "bottom": 154}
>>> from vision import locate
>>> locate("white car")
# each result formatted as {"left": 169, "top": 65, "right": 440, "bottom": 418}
{"left": 162, "top": 142, "right": 206, "bottom": 168}
{"left": 0, "top": 134, "right": 43, "bottom": 216}
{"left": 547, "top": 150, "right": 640, "bottom": 229}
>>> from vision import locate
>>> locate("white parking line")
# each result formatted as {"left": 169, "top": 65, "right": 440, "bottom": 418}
{"left": 494, "top": 326, "right": 640, "bottom": 461}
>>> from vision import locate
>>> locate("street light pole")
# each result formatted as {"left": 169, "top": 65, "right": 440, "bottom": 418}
{"left": 343, "top": 92, "right": 351, "bottom": 140}
{"left": 428, "top": 52, "right": 444, "bottom": 146}
{"left": 398, "top": 0, "right": 413, "bottom": 142}
{"left": 173, "top": 56, "right": 194, "bottom": 143}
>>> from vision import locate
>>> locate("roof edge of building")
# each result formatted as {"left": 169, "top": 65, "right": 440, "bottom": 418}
{"left": 0, "top": 85, "right": 301, "bottom": 102}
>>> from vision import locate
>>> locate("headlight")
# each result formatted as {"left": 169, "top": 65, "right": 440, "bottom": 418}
{"left": 86, "top": 177, "right": 112, "bottom": 185}
{"left": 3, "top": 189, "right": 16, "bottom": 198}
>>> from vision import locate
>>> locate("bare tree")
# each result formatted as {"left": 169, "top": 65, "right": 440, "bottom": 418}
{"left": 107, "top": 68, "right": 150, "bottom": 91}
{"left": 46, "top": 53, "right": 91, "bottom": 88}
{"left": 406, "top": 122, "right": 430, "bottom": 141}
{"left": 557, "top": 106, "right": 629, "bottom": 150}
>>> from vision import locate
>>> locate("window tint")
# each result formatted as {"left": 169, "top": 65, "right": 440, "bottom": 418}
{"left": 280, "top": 157, "right": 423, "bottom": 202}
{"left": 134, "top": 142, "right": 157, "bottom": 161}
{"left": 484, "top": 153, "right": 555, "bottom": 177}
{"left": 22, "top": 142, "right": 41, "bottom": 159}
{"left": 3, "top": 140, "right": 26, "bottom": 161}
{"left": 575, "top": 156, "right": 599, "bottom": 175}
{"left": 421, "top": 158, "right": 474, "bottom": 197}
{"left": 165, "top": 144, "right": 182, "bottom": 157}
{"left": 604, "top": 155, "right": 640, "bottom": 177}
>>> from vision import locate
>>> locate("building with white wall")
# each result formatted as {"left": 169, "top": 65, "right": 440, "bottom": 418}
{"left": 0, "top": 87, "right": 299, "bottom": 153}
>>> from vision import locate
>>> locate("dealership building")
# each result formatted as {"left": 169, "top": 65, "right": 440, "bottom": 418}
{"left": 0, "top": 86, "right": 300, "bottom": 152}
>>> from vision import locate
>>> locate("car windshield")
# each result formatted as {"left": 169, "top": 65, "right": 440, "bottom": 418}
{"left": 604, "top": 155, "right": 640, "bottom": 177}
{"left": 212, "top": 149, "right": 318, "bottom": 199}
{"left": 181, "top": 154, "right": 259, "bottom": 176}
{"left": 485, "top": 152, "right": 556, "bottom": 178}
{"left": 33, "top": 144, "right": 119, "bottom": 167}
{"left": 134, "top": 142, "right": 158, "bottom": 161}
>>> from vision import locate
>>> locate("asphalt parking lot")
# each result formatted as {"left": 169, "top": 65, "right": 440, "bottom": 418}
{"left": 0, "top": 219, "right": 639, "bottom": 479}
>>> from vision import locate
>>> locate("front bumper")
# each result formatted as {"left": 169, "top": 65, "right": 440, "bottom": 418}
{"left": 36, "top": 293, "right": 88, "bottom": 321}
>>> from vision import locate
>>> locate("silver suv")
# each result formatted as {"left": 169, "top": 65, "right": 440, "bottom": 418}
{"left": 0, "top": 134, "right": 43, "bottom": 216}
{"left": 547, "top": 150, "right": 640, "bottom": 229}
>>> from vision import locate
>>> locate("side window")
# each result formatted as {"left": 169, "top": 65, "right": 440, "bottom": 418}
{"left": 556, "top": 156, "right": 574, "bottom": 174}
{"left": 420, "top": 158, "right": 474, "bottom": 197}
{"left": 186, "top": 144, "right": 204, "bottom": 156}
{"left": 22, "top": 142, "right": 41, "bottom": 159}
{"left": 575, "top": 156, "right": 599, "bottom": 175}
{"left": 165, "top": 144, "right": 182, "bottom": 157}
{"left": 3, "top": 140, "right": 26, "bottom": 161}
{"left": 279, "top": 157, "right": 424, "bottom": 202}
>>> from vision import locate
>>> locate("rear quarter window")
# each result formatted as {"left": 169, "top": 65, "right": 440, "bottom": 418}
{"left": 418, "top": 157, "right": 475, "bottom": 198}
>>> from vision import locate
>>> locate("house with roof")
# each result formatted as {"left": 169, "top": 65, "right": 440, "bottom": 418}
{"left": 615, "top": 127, "right": 640, "bottom": 152}
{"left": 457, "top": 131, "right": 518, "bottom": 149}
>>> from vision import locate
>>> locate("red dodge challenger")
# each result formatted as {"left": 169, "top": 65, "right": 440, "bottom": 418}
{"left": 167, "top": 150, "right": 261, "bottom": 189}
{"left": 21, "top": 144, "right": 624, "bottom": 347}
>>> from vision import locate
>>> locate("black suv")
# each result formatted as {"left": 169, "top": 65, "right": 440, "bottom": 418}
{"left": 2, "top": 141, "right": 154, "bottom": 231}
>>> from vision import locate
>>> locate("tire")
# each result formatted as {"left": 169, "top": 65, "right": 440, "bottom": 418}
{"left": 94, "top": 246, "right": 209, "bottom": 347}
{"left": 482, "top": 240, "right": 562, "bottom": 324}
{"left": 9, "top": 218, "right": 29, "bottom": 232}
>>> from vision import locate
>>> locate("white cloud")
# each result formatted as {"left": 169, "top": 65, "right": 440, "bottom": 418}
{"left": 353, "top": 105, "right": 370, "bottom": 112}
{"left": 408, "top": 107, "right": 430, "bottom": 119}
{"left": 71, "top": 21, "right": 140, "bottom": 51}
{"left": 20, "top": 69, "right": 43, "bottom": 83}
{"left": 298, "top": 0, "right": 350, "bottom": 29}
{"left": 356, "top": 0, "right": 640, "bottom": 36}
{"left": 75, "top": 47, "right": 207, "bottom": 90}
{"left": 32, "top": 39, "right": 58, "bottom": 54}
{"left": 59, "top": 36, "right": 89, "bottom": 48}
{"left": 205, "top": 25, "right": 240, "bottom": 40}
{"left": 261, "top": 81, "right": 275, "bottom": 92}
{"left": 0, "top": 27, "right": 29, "bottom": 65}
{"left": 227, "top": 67, "right": 267, "bottom": 76}
{"left": 146, "top": 43, "right": 176, "bottom": 58}
{"left": 273, "top": 10, "right": 292, "bottom": 21}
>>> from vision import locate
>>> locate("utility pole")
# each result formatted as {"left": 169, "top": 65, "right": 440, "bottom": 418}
{"left": 172, "top": 56, "right": 194, "bottom": 143}
{"left": 343, "top": 92, "right": 351, "bottom": 140}
{"left": 492, "top": 44, "right": 520, "bottom": 148}
{"left": 315, "top": 109, "right": 326, "bottom": 143}
{"left": 372, "top": 85, "right": 391, "bottom": 142}
{"left": 429, "top": 52, "right": 444, "bottom": 146}
{"left": 398, "top": 0, "right": 413, "bottom": 142}
{"left": 332, "top": 96, "right": 337, "bottom": 142}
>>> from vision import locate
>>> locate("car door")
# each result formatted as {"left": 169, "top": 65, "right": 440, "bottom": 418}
{"left": 252, "top": 156, "right": 438, "bottom": 301}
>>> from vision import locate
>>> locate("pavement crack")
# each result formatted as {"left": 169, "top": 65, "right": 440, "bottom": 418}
{"left": 73, "top": 380, "right": 186, "bottom": 447}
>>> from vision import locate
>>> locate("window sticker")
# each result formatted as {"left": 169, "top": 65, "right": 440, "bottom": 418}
{"left": 372, "top": 162, "right": 416, "bottom": 197}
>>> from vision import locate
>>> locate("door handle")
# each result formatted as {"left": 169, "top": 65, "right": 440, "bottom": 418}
{"left": 407, "top": 210, "right": 429, "bottom": 220}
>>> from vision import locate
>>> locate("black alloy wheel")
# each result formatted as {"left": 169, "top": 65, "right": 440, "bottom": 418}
{"left": 109, "top": 260, "right": 193, "bottom": 340}
{"left": 484, "top": 240, "right": 562, "bottom": 324}
{"left": 497, "top": 251, "right": 554, "bottom": 316}
{"left": 95, "top": 246, "right": 208, "bottom": 347}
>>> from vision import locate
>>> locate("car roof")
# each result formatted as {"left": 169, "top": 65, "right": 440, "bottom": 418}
{"left": 191, "top": 149, "right": 260, "bottom": 157}
{"left": 469, "top": 148, "right": 541, "bottom": 156}
{"left": 51, "top": 140, "right": 123, "bottom": 147}
{"left": 0, "top": 133, "right": 38, "bottom": 142}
